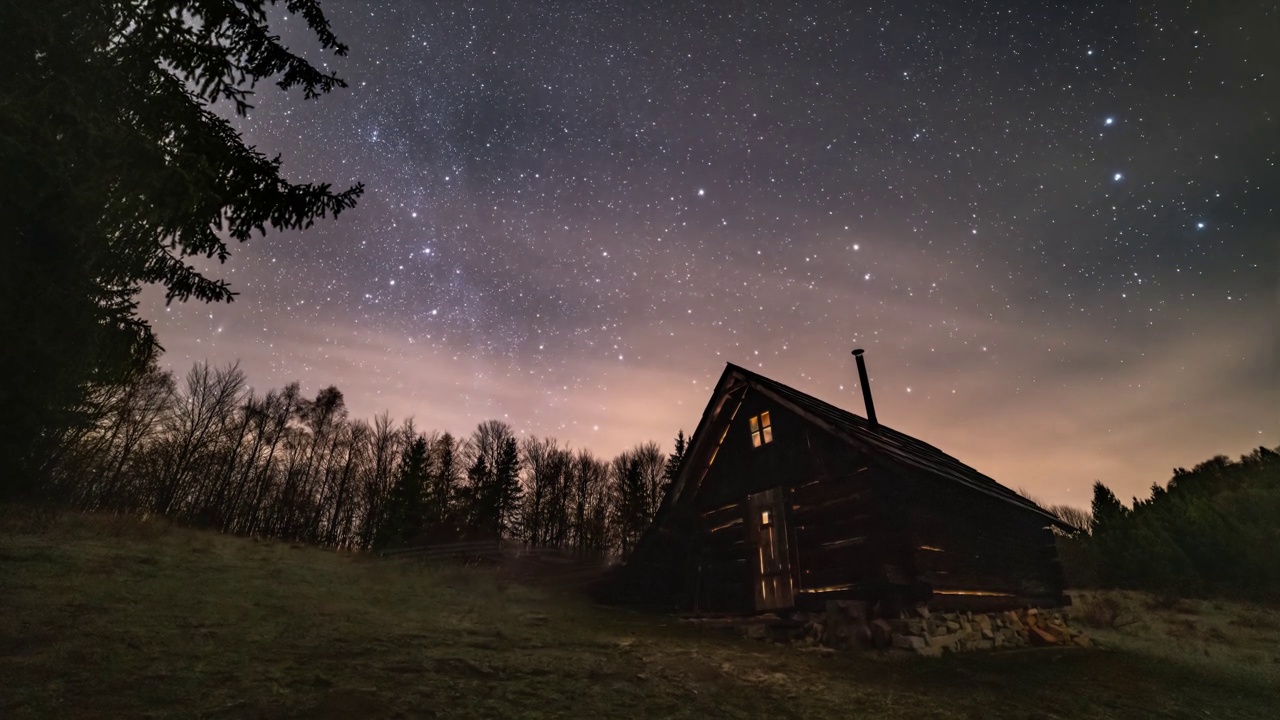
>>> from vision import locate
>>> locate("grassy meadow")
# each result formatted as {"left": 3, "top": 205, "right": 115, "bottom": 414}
{"left": 1, "top": 507, "right": 1277, "bottom": 719}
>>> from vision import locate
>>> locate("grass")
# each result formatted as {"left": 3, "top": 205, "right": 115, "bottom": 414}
{"left": 2, "top": 508, "right": 1277, "bottom": 719}
{"left": 1066, "top": 590, "right": 1280, "bottom": 683}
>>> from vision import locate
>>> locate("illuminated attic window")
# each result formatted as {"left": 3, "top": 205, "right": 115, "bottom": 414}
{"left": 749, "top": 411, "right": 773, "bottom": 447}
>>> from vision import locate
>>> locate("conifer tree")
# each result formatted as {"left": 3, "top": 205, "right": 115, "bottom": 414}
{"left": 376, "top": 436, "right": 430, "bottom": 549}
{"left": 463, "top": 455, "right": 490, "bottom": 531}
{"left": 661, "top": 430, "right": 688, "bottom": 503}
{"left": 1, "top": 0, "right": 361, "bottom": 493}
{"left": 1089, "top": 481, "right": 1128, "bottom": 537}
{"left": 611, "top": 451, "right": 648, "bottom": 556}
{"left": 428, "top": 432, "right": 459, "bottom": 530}
{"left": 493, "top": 436, "right": 522, "bottom": 537}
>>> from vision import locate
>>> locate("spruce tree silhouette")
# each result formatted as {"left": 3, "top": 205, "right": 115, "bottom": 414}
{"left": 377, "top": 436, "right": 431, "bottom": 550}
{"left": 0, "top": 1, "right": 362, "bottom": 494}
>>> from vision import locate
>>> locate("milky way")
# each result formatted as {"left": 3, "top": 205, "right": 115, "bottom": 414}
{"left": 144, "top": 1, "right": 1278, "bottom": 507}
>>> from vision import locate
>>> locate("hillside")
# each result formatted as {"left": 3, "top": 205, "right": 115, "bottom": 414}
{"left": 2, "top": 509, "right": 1276, "bottom": 719}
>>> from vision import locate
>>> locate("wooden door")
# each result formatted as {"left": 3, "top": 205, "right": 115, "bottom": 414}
{"left": 747, "top": 487, "right": 793, "bottom": 611}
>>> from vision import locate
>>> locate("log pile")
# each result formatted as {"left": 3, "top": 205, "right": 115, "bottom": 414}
{"left": 784, "top": 601, "right": 1091, "bottom": 655}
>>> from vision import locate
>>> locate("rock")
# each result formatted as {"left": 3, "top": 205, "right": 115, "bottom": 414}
{"left": 827, "top": 616, "right": 872, "bottom": 650}
{"left": 927, "top": 632, "right": 959, "bottom": 650}
{"left": 915, "top": 606, "right": 931, "bottom": 619}
{"left": 871, "top": 619, "right": 894, "bottom": 648}
{"left": 851, "top": 620, "right": 873, "bottom": 648}
{"left": 1044, "top": 623, "right": 1071, "bottom": 643}
{"left": 827, "top": 600, "right": 866, "bottom": 620}
{"left": 1028, "top": 624, "right": 1060, "bottom": 646}
{"left": 800, "top": 645, "right": 837, "bottom": 655}
{"left": 1072, "top": 635, "right": 1093, "bottom": 648}
{"left": 915, "top": 645, "right": 944, "bottom": 658}
{"left": 946, "top": 620, "right": 961, "bottom": 632}
{"left": 892, "top": 633, "right": 927, "bottom": 650}
{"left": 995, "top": 627, "right": 1023, "bottom": 648}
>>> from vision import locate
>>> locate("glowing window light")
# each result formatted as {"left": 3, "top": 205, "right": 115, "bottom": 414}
{"left": 749, "top": 411, "right": 773, "bottom": 447}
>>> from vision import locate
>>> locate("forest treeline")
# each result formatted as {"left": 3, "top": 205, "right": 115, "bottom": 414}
{"left": 43, "top": 360, "right": 687, "bottom": 556}
{"left": 33, "top": 354, "right": 1280, "bottom": 599}
{"left": 1058, "top": 446, "right": 1280, "bottom": 601}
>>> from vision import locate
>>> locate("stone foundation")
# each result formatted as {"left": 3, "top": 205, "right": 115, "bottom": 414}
{"left": 788, "top": 601, "right": 1091, "bottom": 655}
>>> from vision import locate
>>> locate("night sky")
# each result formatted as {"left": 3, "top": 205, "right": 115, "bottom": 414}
{"left": 144, "top": 1, "right": 1277, "bottom": 508}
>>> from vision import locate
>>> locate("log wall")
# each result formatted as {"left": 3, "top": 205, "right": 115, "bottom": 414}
{"left": 888, "top": 470, "right": 1065, "bottom": 608}
{"left": 646, "top": 384, "right": 1066, "bottom": 614}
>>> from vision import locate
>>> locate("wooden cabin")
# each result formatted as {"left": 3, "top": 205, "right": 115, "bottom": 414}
{"left": 609, "top": 358, "right": 1071, "bottom": 615}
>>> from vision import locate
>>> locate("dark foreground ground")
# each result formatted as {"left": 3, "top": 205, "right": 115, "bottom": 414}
{"left": 1, "top": 509, "right": 1276, "bottom": 719}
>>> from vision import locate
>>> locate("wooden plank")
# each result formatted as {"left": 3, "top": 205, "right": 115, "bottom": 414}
{"left": 698, "top": 500, "right": 743, "bottom": 526}
{"left": 798, "top": 538, "right": 877, "bottom": 568}
{"left": 790, "top": 493, "right": 873, "bottom": 518}
{"left": 790, "top": 479, "right": 872, "bottom": 509}
{"left": 928, "top": 592, "right": 1063, "bottom": 612}
{"left": 919, "top": 560, "right": 1053, "bottom": 590}
{"left": 923, "top": 568, "right": 1059, "bottom": 596}
{"left": 706, "top": 515, "right": 744, "bottom": 534}
{"left": 797, "top": 544, "right": 880, "bottom": 587}
{"left": 914, "top": 543, "right": 1053, "bottom": 575}
{"left": 792, "top": 514, "right": 878, "bottom": 547}
{"left": 704, "top": 534, "right": 748, "bottom": 556}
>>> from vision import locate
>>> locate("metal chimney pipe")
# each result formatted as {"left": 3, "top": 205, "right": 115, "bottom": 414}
{"left": 851, "top": 349, "right": 878, "bottom": 428}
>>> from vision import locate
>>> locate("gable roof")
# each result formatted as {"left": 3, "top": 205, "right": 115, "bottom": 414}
{"left": 676, "top": 363, "right": 1068, "bottom": 530}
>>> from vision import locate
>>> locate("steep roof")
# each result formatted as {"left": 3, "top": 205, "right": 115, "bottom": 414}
{"left": 705, "top": 363, "right": 1068, "bottom": 529}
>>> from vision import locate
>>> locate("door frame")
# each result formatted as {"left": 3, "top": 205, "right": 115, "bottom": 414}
{"left": 746, "top": 487, "right": 794, "bottom": 611}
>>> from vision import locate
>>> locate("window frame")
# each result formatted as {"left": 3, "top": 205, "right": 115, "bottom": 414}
{"left": 749, "top": 411, "right": 773, "bottom": 447}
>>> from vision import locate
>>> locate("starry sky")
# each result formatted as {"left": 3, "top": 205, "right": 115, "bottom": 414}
{"left": 144, "top": 0, "right": 1277, "bottom": 508}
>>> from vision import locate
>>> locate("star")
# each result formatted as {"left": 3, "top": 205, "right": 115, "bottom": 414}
{"left": 138, "top": 0, "right": 1271, "bottom": 515}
